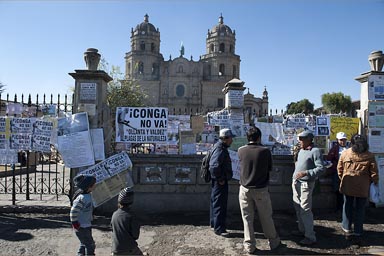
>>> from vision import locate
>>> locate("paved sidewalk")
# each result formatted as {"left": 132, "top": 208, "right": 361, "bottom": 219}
{"left": 1, "top": 194, "right": 384, "bottom": 255}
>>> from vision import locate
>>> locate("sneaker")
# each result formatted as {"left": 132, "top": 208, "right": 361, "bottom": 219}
{"left": 341, "top": 226, "right": 352, "bottom": 234}
{"left": 214, "top": 231, "right": 231, "bottom": 238}
{"left": 298, "top": 238, "right": 316, "bottom": 246}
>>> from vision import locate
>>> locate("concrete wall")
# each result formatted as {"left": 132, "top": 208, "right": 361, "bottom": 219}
{"left": 96, "top": 154, "right": 334, "bottom": 215}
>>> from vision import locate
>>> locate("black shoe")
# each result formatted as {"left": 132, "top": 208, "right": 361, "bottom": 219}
{"left": 214, "top": 231, "right": 231, "bottom": 238}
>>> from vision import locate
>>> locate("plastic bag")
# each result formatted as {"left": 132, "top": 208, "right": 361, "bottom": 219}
{"left": 369, "top": 183, "right": 380, "bottom": 204}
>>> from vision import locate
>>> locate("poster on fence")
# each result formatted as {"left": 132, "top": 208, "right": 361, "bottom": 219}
{"left": 57, "top": 112, "right": 95, "bottom": 168}
{"left": 81, "top": 152, "right": 133, "bottom": 207}
{"left": 32, "top": 119, "right": 54, "bottom": 152}
{"left": 329, "top": 117, "right": 359, "bottom": 141}
{"left": 207, "top": 109, "right": 230, "bottom": 127}
{"left": 78, "top": 152, "right": 132, "bottom": 183}
{"left": 116, "top": 107, "right": 168, "bottom": 143}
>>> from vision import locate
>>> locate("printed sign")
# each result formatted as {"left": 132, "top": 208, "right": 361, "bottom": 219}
{"left": 115, "top": 107, "right": 168, "bottom": 143}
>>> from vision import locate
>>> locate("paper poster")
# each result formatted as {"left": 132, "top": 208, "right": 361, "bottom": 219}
{"left": 368, "top": 128, "right": 384, "bottom": 153}
{"left": 32, "top": 119, "right": 54, "bottom": 152}
{"left": 225, "top": 90, "right": 244, "bottom": 108}
{"left": 368, "top": 75, "right": 384, "bottom": 101}
{"left": 229, "top": 149, "right": 240, "bottom": 180}
{"left": 116, "top": 107, "right": 168, "bottom": 143}
{"left": 207, "top": 109, "right": 230, "bottom": 127}
{"left": 57, "top": 112, "right": 95, "bottom": 168}
{"left": 90, "top": 128, "right": 105, "bottom": 161}
{"left": 329, "top": 117, "right": 360, "bottom": 141}
{"left": 79, "top": 152, "right": 132, "bottom": 183}
{"left": 316, "top": 116, "right": 330, "bottom": 136}
{"left": 285, "top": 114, "right": 306, "bottom": 129}
{"left": 368, "top": 101, "right": 384, "bottom": 128}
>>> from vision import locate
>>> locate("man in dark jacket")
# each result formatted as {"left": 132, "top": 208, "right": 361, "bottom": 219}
{"left": 209, "top": 128, "right": 234, "bottom": 237}
{"left": 238, "top": 126, "right": 281, "bottom": 254}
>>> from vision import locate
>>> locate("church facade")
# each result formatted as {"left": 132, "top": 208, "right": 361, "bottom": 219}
{"left": 124, "top": 14, "right": 268, "bottom": 116}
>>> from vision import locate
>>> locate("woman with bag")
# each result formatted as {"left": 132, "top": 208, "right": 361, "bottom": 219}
{"left": 337, "top": 134, "right": 379, "bottom": 239}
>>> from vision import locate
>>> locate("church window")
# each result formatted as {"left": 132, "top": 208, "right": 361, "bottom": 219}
{"left": 177, "top": 65, "right": 184, "bottom": 73}
{"left": 151, "top": 43, "right": 155, "bottom": 52}
{"left": 152, "top": 63, "right": 158, "bottom": 75}
{"left": 138, "top": 62, "right": 144, "bottom": 74}
{"left": 219, "top": 64, "right": 225, "bottom": 76}
{"left": 140, "top": 41, "right": 145, "bottom": 51}
{"left": 230, "top": 45, "right": 233, "bottom": 53}
{"left": 219, "top": 43, "right": 225, "bottom": 53}
{"left": 210, "top": 44, "right": 214, "bottom": 53}
{"left": 176, "top": 84, "right": 185, "bottom": 97}
{"left": 218, "top": 98, "right": 224, "bottom": 108}
{"left": 232, "top": 65, "right": 237, "bottom": 78}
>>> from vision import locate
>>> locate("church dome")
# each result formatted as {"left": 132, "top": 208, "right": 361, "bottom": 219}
{"left": 210, "top": 15, "right": 233, "bottom": 36}
{"left": 135, "top": 14, "right": 157, "bottom": 34}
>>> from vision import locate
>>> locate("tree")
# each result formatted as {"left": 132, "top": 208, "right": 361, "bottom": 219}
{"left": 98, "top": 58, "right": 147, "bottom": 110}
{"left": 321, "top": 92, "right": 352, "bottom": 114}
{"left": 0, "top": 82, "right": 5, "bottom": 94}
{"left": 286, "top": 99, "right": 314, "bottom": 115}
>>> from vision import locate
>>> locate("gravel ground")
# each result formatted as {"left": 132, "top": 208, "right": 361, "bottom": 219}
{"left": 0, "top": 206, "right": 384, "bottom": 256}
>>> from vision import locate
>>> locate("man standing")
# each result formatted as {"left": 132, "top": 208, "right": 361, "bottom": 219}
{"left": 238, "top": 126, "right": 281, "bottom": 254}
{"left": 292, "top": 130, "right": 325, "bottom": 246}
{"left": 209, "top": 128, "right": 234, "bottom": 237}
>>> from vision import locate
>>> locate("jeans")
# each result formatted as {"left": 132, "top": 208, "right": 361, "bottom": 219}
{"left": 210, "top": 179, "right": 228, "bottom": 234}
{"left": 75, "top": 227, "right": 96, "bottom": 255}
{"left": 239, "top": 186, "right": 280, "bottom": 252}
{"left": 342, "top": 195, "right": 367, "bottom": 235}
{"left": 292, "top": 180, "right": 316, "bottom": 242}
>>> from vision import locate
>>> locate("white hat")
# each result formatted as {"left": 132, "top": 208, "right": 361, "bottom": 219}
{"left": 219, "top": 128, "right": 236, "bottom": 138}
{"left": 336, "top": 132, "right": 347, "bottom": 140}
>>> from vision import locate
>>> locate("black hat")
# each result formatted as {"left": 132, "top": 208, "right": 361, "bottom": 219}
{"left": 118, "top": 187, "right": 134, "bottom": 205}
{"left": 74, "top": 174, "right": 96, "bottom": 191}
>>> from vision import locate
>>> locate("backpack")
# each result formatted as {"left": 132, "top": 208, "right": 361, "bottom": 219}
{"left": 200, "top": 149, "right": 213, "bottom": 183}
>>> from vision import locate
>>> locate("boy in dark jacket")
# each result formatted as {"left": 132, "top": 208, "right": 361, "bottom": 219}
{"left": 111, "top": 187, "right": 143, "bottom": 255}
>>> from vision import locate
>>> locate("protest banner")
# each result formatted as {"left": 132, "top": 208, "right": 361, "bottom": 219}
{"left": 116, "top": 107, "right": 168, "bottom": 143}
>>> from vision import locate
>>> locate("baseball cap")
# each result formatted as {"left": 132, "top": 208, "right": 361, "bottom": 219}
{"left": 297, "top": 130, "right": 314, "bottom": 139}
{"left": 336, "top": 132, "right": 347, "bottom": 140}
{"left": 219, "top": 128, "right": 236, "bottom": 138}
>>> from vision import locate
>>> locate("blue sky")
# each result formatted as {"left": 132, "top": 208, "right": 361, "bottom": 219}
{"left": 0, "top": 0, "right": 383, "bottom": 113}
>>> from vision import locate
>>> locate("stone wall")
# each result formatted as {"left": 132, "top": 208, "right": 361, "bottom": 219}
{"left": 96, "top": 154, "right": 334, "bottom": 214}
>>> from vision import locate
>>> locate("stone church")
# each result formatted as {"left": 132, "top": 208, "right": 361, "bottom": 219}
{"left": 124, "top": 14, "right": 269, "bottom": 116}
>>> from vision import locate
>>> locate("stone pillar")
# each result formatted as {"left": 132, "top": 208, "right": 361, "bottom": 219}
{"left": 69, "top": 48, "right": 113, "bottom": 154}
{"left": 222, "top": 78, "right": 246, "bottom": 137}
{"left": 355, "top": 50, "right": 384, "bottom": 134}
{"left": 368, "top": 50, "right": 384, "bottom": 72}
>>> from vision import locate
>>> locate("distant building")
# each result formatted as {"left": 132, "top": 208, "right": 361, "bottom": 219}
{"left": 123, "top": 14, "right": 268, "bottom": 116}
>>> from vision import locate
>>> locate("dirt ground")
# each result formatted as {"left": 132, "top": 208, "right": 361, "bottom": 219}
{"left": 0, "top": 206, "right": 384, "bottom": 256}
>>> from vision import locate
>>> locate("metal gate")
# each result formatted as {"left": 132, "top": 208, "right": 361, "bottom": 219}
{"left": 0, "top": 93, "right": 72, "bottom": 204}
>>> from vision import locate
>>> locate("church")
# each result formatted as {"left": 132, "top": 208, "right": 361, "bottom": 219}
{"left": 123, "top": 14, "right": 269, "bottom": 116}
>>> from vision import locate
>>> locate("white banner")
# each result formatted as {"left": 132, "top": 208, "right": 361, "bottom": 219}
{"left": 116, "top": 107, "right": 168, "bottom": 143}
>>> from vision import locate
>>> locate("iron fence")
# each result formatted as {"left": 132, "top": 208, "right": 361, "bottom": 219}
{"left": 0, "top": 93, "right": 72, "bottom": 204}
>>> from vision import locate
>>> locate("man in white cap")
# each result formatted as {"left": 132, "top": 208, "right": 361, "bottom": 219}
{"left": 209, "top": 128, "right": 234, "bottom": 237}
{"left": 327, "top": 132, "right": 349, "bottom": 212}
{"left": 291, "top": 130, "right": 325, "bottom": 246}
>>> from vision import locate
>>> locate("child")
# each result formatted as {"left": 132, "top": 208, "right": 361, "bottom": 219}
{"left": 111, "top": 187, "right": 143, "bottom": 255}
{"left": 70, "top": 174, "right": 97, "bottom": 256}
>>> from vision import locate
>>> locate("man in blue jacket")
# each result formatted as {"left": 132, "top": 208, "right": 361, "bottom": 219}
{"left": 292, "top": 130, "right": 325, "bottom": 246}
{"left": 209, "top": 128, "right": 234, "bottom": 237}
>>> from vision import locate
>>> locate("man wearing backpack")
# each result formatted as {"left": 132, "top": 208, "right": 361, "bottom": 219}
{"left": 209, "top": 128, "right": 234, "bottom": 238}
